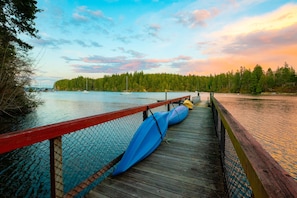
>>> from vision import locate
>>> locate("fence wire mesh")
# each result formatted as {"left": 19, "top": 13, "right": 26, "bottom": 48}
{"left": 0, "top": 141, "right": 51, "bottom": 198}
{"left": 223, "top": 131, "right": 253, "bottom": 197}
{"left": 213, "top": 100, "right": 253, "bottom": 198}
{"left": 63, "top": 112, "right": 143, "bottom": 196}
{"left": 0, "top": 112, "right": 144, "bottom": 198}
{"left": 0, "top": 97, "right": 188, "bottom": 198}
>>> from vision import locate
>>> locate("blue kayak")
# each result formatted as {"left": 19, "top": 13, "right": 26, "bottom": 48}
{"left": 168, "top": 105, "right": 189, "bottom": 126}
{"left": 113, "top": 111, "right": 169, "bottom": 175}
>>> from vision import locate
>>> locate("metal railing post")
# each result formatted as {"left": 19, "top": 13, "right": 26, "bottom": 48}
{"left": 50, "top": 136, "right": 64, "bottom": 198}
{"left": 143, "top": 106, "right": 148, "bottom": 121}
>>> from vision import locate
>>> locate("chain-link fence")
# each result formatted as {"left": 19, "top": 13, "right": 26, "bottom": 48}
{"left": 212, "top": 101, "right": 253, "bottom": 197}
{"left": 0, "top": 141, "right": 50, "bottom": 197}
{"left": 223, "top": 132, "right": 253, "bottom": 197}
{"left": 0, "top": 113, "right": 143, "bottom": 198}
{"left": 0, "top": 96, "right": 189, "bottom": 198}
{"left": 63, "top": 113, "right": 143, "bottom": 197}
{"left": 211, "top": 93, "right": 297, "bottom": 197}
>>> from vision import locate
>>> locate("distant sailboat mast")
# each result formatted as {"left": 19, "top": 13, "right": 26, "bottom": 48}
{"left": 83, "top": 78, "right": 89, "bottom": 93}
{"left": 121, "top": 75, "right": 131, "bottom": 94}
{"left": 126, "top": 76, "right": 128, "bottom": 92}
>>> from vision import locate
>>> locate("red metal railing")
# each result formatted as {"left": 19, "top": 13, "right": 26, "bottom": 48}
{"left": 0, "top": 95, "right": 190, "bottom": 198}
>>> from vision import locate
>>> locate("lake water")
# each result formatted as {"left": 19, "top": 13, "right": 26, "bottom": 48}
{"left": 1, "top": 91, "right": 296, "bottom": 197}
{"left": 213, "top": 93, "right": 297, "bottom": 180}
{"left": 0, "top": 91, "right": 195, "bottom": 197}
{"left": 0, "top": 91, "right": 193, "bottom": 133}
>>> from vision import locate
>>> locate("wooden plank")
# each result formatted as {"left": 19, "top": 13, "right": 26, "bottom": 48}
{"left": 86, "top": 106, "right": 226, "bottom": 198}
{"left": 99, "top": 176, "right": 181, "bottom": 198}
{"left": 148, "top": 152, "right": 221, "bottom": 168}
{"left": 120, "top": 168, "right": 220, "bottom": 197}
{"left": 131, "top": 161, "right": 222, "bottom": 189}
{"left": 140, "top": 153, "right": 222, "bottom": 178}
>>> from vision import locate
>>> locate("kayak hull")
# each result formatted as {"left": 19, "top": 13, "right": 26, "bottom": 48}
{"left": 168, "top": 105, "right": 189, "bottom": 126}
{"left": 113, "top": 111, "right": 169, "bottom": 175}
{"left": 183, "top": 99, "right": 193, "bottom": 110}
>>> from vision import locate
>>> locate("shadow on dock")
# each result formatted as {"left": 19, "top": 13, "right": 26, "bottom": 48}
{"left": 86, "top": 104, "right": 226, "bottom": 197}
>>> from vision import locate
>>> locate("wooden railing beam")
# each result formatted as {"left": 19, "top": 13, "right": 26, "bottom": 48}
{"left": 211, "top": 95, "right": 297, "bottom": 198}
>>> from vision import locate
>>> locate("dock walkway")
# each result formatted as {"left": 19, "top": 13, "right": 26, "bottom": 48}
{"left": 86, "top": 104, "right": 226, "bottom": 197}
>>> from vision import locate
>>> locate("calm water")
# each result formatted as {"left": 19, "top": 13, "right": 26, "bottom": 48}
{"left": 0, "top": 91, "right": 192, "bottom": 133}
{"left": 1, "top": 91, "right": 296, "bottom": 197}
{"left": 213, "top": 93, "right": 297, "bottom": 180}
{"left": 0, "top": 91, "right": 195, "bottom": 197}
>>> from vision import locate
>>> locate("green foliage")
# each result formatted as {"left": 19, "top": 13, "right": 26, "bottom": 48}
{"left": 250, "top": 65, "right": 264, "bottom": 94}
{"left": 241, "top": 68, "right": 252, "bottom": 93}
{"left": 0, "top": 0, "right": 41, "bottom": 50}
{"left": 0, "top": 0, "right": 41, "bottom": 117}
{"left": 54, "top": 63, "right": 296, "bottom": 94}
{"left": 0, "top": 52, "right": 41, "bottom": 117}
{"left": 275, "top": 62, "right": 296, "bottom": 86}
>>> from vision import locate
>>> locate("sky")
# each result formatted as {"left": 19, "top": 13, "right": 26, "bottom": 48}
{"left": 27, "top": 0, "right": 297, "bottom": 87}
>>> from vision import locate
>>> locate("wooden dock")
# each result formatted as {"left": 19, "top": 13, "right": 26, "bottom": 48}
{"left": 86, "top": 104, "right": 226, "bottom": 197}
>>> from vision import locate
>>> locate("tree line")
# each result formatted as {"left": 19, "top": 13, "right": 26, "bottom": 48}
{"left": 0, "top": 0, "right": 41, "bottom": 117}
{"left": 54, "top": 63, "right": 296, "bottom": 94}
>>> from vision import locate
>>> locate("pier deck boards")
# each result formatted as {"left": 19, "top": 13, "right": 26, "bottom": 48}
{"left": 86, "top": 104, "right": 226, "bottom": 197}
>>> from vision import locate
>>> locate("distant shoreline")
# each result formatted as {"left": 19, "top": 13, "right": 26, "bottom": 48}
{"left": 260, "top": 92, "right": 297, "bottom": 96}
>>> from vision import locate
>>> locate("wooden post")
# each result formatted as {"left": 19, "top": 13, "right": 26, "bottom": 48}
{"left": 50, "top": 137, "right": 64, "bottom": 198}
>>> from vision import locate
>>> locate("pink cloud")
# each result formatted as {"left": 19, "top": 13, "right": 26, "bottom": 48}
{"left": 216, "top": 24, "right": 297, "bottom": 72}
{"left": 191, "top": 8, "right": 219, "bottom": 27}
{"left": 221, "top": 23, "right": 297, "bottom": 55}
{"left": 174, "top": 55, "right": 192, "bottom": 61}
{"left": 175, "top": 7, "right": 219, "bottom": 28}
{"left": 182, "top": 42, "right": 297, "bottom": 76}
{"left": 146, "top": 58, "right": 171, "bottom": 63}
{"left": 191, "top": 5, "right": 297, "bottom": 75}
{"left": 70, "top": 18, "right": 297, "bottom": 77}
{"left": 120, "top": 61, "right": 142, "bottom": 71}
{"left": 70, "top": 55, "right": 194, "bottom": 74}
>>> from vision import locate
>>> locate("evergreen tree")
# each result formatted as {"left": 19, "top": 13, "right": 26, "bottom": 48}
{"left": 238, "top": 69, "right": 249, "bottom": 93}
{"left": 0, "top": 0, "right": 41, "bottom": 117}
{"left": 250, "top": 65, "right": 264, "bottom": 94}
{"left": 54, "top": 63, "right": 296, "bottom": 94}
{"left": 265, "top": 68, "right": 275, "bottom": 91}
{"left": 232, "top": 71, "right": 241, "bottom": 93}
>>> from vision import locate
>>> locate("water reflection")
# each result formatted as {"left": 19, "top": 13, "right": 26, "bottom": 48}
{"left": 0, "top": 141, "right": 50, "bottom": 197}
{"left": 215, "top": 94, "right": 297, "bottom": 180}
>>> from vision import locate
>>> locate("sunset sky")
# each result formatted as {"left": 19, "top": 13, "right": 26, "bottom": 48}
{"left": 28, "top": 0, "right": 297, "bottom": 87}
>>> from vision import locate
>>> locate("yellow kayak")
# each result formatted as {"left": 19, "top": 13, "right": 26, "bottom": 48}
{"left": 183, "top": 99, "right": 193, "bottom": 110}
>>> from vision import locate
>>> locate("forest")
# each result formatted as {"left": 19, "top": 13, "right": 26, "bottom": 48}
{"left": 54, "top": 63, "right": 297, "bottom": 94}
{"left": 0, "top": 0, "right": 41, "bottom": 117}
